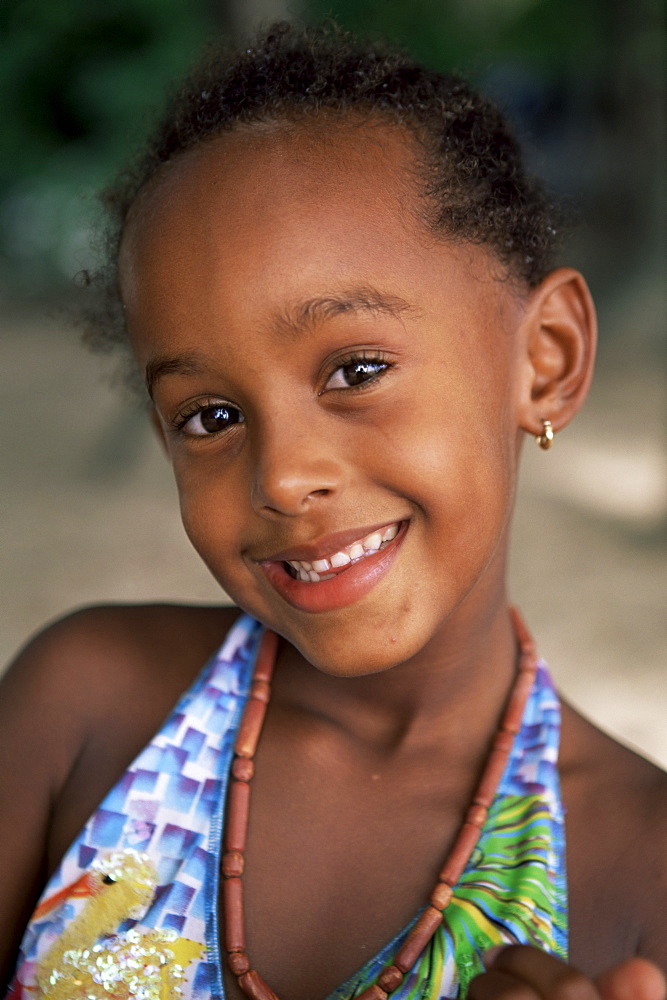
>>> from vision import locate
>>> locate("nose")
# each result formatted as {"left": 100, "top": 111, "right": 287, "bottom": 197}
{"left": 250, "top": 418, "right": 345, "bottom": 517}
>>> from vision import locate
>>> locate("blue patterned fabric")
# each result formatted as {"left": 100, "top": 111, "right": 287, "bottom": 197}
{"left": 7, "top": 613, "right": 567, "bottom": 1000}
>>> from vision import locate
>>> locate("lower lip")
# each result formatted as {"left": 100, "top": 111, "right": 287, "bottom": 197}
{"left": 259, "top": 523, "right": 407, "bottom": 613}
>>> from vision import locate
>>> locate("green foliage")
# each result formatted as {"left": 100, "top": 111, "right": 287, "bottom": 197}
{"left": 0, "top": 0, "right": 216, "bottom": 184}
{"left": 302, "top": 0, "right": 604, "bottom": 79}
{"left": 0, "top": 0, "right": 216, "bottom": 292}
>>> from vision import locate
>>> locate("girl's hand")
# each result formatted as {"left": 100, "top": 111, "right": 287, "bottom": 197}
{"left": 468, "top": 945, "right": 666, "bottom": 1000}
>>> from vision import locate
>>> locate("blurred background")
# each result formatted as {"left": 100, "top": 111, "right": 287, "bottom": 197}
{"left": 1, "top": 0, "right": 665, "bottom": 762}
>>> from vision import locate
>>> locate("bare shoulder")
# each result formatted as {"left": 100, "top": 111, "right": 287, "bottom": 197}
{"left": 560, "top": 699, "right": 667, "bottom": 972}
{"left": 1, "top": 601, "right": 243, "bottom": 804}
{"left": 1, "top": 601, "right": 242, "bottom": 761}
{"left": 0, "top": 602, "right": 241, "bottom": 987}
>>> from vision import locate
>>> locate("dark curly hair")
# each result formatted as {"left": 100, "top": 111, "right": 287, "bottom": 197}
{"left": 87, "top": 21, "right": 561, "bottom": 359}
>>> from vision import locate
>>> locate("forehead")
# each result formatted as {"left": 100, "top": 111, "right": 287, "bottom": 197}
{"left": 120, "top": 120, "right": 512, "bottom": 362}
{"left": 126, "top": 116, "right": 421, "bottom": 221}
{"left": 122, "top": 120, "right": 424, "bottom": 280}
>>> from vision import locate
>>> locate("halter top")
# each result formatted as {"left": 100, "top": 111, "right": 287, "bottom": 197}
{"left": 7, "top": 613, "right": 567, "bottom": 1000}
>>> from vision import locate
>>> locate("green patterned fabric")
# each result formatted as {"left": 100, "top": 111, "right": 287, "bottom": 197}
{"left": 331, "top": 663, "right": 567, "bottom": 999}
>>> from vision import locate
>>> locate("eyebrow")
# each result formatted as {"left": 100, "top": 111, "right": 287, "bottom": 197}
{"left": 145, "top": 350, "right": 210, "bottom": 398}
{"left": 272, "top": 286, "right": 418, "bottom": 339}
{"left": 145, "top": 286, "right": 418, "bottom": 395}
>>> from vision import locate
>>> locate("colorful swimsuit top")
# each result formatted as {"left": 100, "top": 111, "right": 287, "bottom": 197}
{"left": 8, "top": 613, "right": 567, "bottom": 1000}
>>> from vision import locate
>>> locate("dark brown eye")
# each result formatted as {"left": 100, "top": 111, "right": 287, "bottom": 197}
{"left": 183, "top": 404, "right": 244, "bottom": 436}
{"left": 344, "top": 361, "right": 384, "bottom": 385}
{"left": 326, "top": 359, "right": 388, "bottom": 390}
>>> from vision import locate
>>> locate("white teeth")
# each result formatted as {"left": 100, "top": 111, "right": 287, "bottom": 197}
{"left": 362, "top": 531, "right": 383, "bottom": 552}
{"left": 284, "top": 522, "right": 402, "bottom": 582}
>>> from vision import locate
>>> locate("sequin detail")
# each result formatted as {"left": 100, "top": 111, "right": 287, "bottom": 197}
{"left": 38, "top": 926, "right": 192, "bottom": 1000}
{"left": 34, "top": 849, "right": 204, "bottom": 1000}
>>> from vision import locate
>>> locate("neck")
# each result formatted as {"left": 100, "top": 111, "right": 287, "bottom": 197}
{"left": 272, "top": 589, "right": 518, "bottom": 757}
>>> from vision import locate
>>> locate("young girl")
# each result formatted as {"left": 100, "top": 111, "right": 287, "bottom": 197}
{"left": 1, "top": 22, "right": 665, "bottom": 1000}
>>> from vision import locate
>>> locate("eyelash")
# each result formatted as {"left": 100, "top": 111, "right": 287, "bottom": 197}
{"left": 172, "top": 399, "right": 245, "bottom": 438}
{"left": 171, "top": 352, "right": 392, "bottom": 438}
{"left": 322, "top": 351, "right": 392, "bottom": 393}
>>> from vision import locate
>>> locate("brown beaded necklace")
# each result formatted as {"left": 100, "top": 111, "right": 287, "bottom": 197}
{"left": 221, "top": 607, "right": 539, "bottom": 1000}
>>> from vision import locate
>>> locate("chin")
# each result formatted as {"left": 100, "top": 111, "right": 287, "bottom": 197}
{"left": 285, "top": 617, "right": 426, "bottom": 678}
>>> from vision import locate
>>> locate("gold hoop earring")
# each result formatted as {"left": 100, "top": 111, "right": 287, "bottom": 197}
{"left": 536, "top": 419, "right": 554, "bottom": 450}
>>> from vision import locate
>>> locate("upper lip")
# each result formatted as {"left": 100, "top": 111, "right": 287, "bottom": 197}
{"left": 255, "top": 520, "right": 405, "bottom": 564}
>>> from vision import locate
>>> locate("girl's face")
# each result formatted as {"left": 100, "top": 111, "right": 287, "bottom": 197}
{"left": 121, "top": 122, "right": 528, "bottom": 676}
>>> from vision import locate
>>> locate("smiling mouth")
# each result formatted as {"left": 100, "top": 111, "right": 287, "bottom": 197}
{"left": 281, "top": 522, "right": 400, "bottom": 583}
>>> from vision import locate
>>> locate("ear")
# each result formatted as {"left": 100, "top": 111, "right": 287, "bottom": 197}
{"left": 516, "top": 267, "right": 597, "bottom": 437}
{"left": 150, "top": 407, "right": 170, "bottom": 457}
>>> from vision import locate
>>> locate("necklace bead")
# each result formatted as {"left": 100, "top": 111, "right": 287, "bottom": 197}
{"left": 223, "top": 876, "right": 246, "bottom": 953}
{"left": 356, "top": 985, "right": 388, "bottom": 1000}
{"left": 429, "top": 881, "right": 454, "bottom": 909}
{"left": 377, "top": 965, "right": 403, "bottom": 991}
{"left": 228, "top": 952, "right": 251, "bottom": 976}
{"left": 232, "top": 757, "right": 255, "bottom": 782}
{"left": 226, "top": 782, "right": 251, "bottom": 852}
{"left": 222, "top": 850, "right": 244, "bottom": 878}
{"left": 235, "top": 698, "right": 269, "bottom": 758}
{"left": 238, "top": 969, "right": 281, "bottom": 1000}
{"left": 394, "top": 905, "right": 444, "bottom": 972}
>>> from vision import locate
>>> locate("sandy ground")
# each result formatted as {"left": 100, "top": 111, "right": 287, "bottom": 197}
{"left": 1, "top": 308, "right": 665, "bottom": 765}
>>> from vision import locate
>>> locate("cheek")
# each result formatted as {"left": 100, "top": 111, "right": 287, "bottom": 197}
{"left": 370, "top": 378, "right": 515, "bottom": 530}
{"left": 171, "top": 459, "right": 243, "bottom": 581}
{"left": 406, "top": 437, "right": 513, "bottom": 592}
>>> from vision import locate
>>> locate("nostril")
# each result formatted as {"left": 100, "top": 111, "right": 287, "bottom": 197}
{"left": 251, "top": 460, "right": 340, "bottom": 516}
